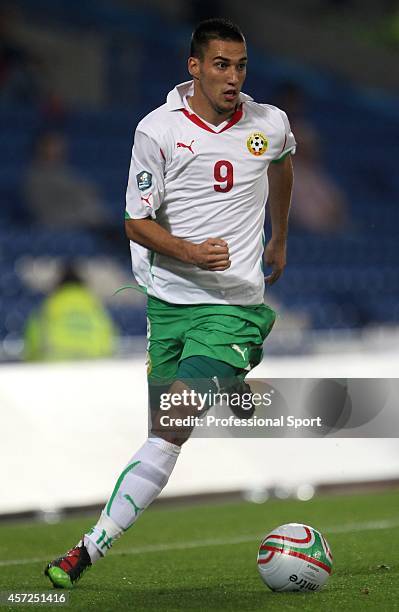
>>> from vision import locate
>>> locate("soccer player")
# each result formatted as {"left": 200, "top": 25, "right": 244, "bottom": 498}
{"left": 45, "top": 18, "right": 295, "bottom": 588}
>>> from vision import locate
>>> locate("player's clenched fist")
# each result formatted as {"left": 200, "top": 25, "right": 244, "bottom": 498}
{"left": 189, "top": 238, "right": 230, "bottom": 271}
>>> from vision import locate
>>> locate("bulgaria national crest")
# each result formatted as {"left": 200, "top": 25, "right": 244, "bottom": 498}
{"left": 247, "top": 132, "right": 268, "bottom": 156}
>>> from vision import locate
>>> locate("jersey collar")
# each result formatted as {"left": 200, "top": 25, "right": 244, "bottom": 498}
{"left": 166, "top": 80, "right": 252, "bottom": 131}
{"left": 180, "top": 105, "right": 243, "bottom": 133}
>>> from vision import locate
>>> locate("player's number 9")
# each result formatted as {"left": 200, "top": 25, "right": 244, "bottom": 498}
{"left": 214, "top": 160, "right": 234, "bottom": 193}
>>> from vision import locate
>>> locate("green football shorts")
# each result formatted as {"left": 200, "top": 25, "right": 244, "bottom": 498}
{"left": 146, "top": 295, "right": 276, "bottom": 384}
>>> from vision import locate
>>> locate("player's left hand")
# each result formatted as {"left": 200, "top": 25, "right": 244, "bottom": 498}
{"left": 264, "top": 238, "right": 286, "bottom": 285}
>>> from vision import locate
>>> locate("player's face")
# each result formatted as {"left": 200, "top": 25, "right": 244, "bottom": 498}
{"left": 189, "top": 39, "right": 247, "bottom": 118}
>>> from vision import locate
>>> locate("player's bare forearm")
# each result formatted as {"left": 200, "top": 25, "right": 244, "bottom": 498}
{"left": 267, "top": 154, "right": 293, "bottom": 242}
{"left": 125, "top": 218, "right": 230, "bottom": 271}
{"left": 264, "top": 155, "right": 294, "bottom": 285}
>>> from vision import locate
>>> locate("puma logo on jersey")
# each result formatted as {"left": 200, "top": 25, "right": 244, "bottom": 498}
{"left": 141, "top": 194, "right": 152, "bottom": 206}
{"left": 231, "top": 344, "right": 248, "bottom": 360}
{"left": 177, "top": 139, "right": 195, "bottom": 154}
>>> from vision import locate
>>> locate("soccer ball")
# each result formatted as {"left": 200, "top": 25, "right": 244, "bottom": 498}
{"left": 257, "top": 523, "right": 333, "bottom": 592}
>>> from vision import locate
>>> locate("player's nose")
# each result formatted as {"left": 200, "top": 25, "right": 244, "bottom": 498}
{"left": 226, "top": 67, "right": 240, "bottom": 85}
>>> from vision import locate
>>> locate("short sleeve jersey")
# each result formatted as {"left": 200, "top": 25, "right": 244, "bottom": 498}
{"left": 125, "top": 80, "right": 296, "bottom": 305}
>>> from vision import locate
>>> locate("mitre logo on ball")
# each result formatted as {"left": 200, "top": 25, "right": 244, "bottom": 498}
{"left": 247, "top": 132, "right": 268, "bottom": 156}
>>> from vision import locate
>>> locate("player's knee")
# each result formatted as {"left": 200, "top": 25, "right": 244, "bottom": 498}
{"left": 150, "top": 429, "right": 190, "bottom": 447}
{"left": 176, "top": 354, "right": 238, "bottom": 408}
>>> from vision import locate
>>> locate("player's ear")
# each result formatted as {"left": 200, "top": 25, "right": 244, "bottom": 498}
{"left": 188, "top": 57, "right": 200, "bottom": 80}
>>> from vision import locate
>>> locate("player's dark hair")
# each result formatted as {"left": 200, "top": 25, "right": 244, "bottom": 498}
{"left": 190, "top": 18, "right": 245, "bottom": 59}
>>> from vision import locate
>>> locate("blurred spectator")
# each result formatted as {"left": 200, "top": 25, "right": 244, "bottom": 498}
{"left": 0, "top": 7, "right": 39, "bottom": 105}
{"left": 274, "top": 80, "right": 308, "bottom": 125}
{"left": 40, "top": 91, "right": 69, "bottom": 126}
{"left": 24, "top": 131, "right": 110, "bottom": 229}
{"left": 274, "top": 81, "right": 349, "bottom": 234}
{"left": 290, "top": 122, "right": 349, "bottom": 233}
{"left": 24, "top": 264, "right": 117, "bottom": 361}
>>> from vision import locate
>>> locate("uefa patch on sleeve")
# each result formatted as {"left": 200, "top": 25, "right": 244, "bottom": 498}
{"left": 136, "top": 171, "right": 152, "bottom": 191}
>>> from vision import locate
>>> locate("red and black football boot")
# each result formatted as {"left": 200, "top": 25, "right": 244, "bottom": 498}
{"left": 45, "top": 540, "right": 91, "bottom": 588}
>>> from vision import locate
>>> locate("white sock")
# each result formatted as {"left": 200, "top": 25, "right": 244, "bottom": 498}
{"left": 84, "top": 437, "right": 181, "bottom": 562}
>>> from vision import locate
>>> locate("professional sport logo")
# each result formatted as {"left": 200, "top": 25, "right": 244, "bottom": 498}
{"left": 247, "top": 132, "right": 268, "bottom": 156}
{"left": 176, "top": 139, "right": 195, "bottom": 154}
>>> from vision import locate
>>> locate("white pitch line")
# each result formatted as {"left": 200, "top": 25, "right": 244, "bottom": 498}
{"left": 325, "top": 518, "right": 399, "bottom": 534}
{"left": 1, "top": 517, "right": 398, "bottom": 568}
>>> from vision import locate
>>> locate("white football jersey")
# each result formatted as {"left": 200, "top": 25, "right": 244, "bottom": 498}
{"left": 125, "top": 80, "right": 296, "bottom": 305}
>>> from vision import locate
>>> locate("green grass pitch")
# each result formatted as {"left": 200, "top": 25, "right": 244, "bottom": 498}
{"left": 0, "top": 489, "right": 398, "bottom": 611}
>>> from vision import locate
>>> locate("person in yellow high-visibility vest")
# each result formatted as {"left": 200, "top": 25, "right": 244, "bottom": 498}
{"left": 24, "top": 265, "right": 117, "bottom": 361}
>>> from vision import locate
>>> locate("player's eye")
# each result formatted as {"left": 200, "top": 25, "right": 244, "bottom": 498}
{"left": 215, "top": 62, "right": 227, "bottom": 69}
{"left": 237, "top": 63, "right": 247, "bottom": 71}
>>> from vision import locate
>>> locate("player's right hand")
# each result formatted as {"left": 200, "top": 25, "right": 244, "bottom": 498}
{"left": 190, "top": 238, "right": 230, "bottom": 271}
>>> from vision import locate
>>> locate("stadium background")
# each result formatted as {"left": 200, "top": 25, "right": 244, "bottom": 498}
{"left": 1, "top": 0, "right": 399, "bottom": 359}
{"left": 0, "top": 1, "right": 398, "bottom": 607}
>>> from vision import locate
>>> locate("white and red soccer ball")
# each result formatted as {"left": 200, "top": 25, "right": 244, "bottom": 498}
{"left": 257, "top": 523, "right": 333, "bottom": 592}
